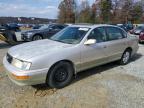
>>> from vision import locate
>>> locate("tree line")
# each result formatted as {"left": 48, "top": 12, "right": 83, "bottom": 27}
{"left": 58, "top": 0, "right": 144, "bottom": 24}
{"left": 0, "top": 17, "right": 56, "bottom": 24}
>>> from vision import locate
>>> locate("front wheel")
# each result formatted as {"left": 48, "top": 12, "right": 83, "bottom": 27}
{"left": 46, "top": 62, "right": 74, "bottom": 89}
{"left": 32, "top": 35, "right": 43, "bottom": 41}
{"left": 120, "top": 50, "right": 131, "bottom": 65}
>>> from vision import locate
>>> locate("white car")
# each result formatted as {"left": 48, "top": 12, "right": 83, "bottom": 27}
{"left": 3, "top": 24, "right": 139, "bottom": 88}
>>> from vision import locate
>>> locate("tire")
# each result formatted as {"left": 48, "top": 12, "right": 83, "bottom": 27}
{"left": 47, "top": 62, "right": 74, "bottom": 89}
{"left": 5, "top": 32, "right": 17, "bottom": 45}
{"left": 120, "top": 49, "right": 131, "bottom": 65}
{"left": 32, "top": 35, "right": 43, "bottom": 41}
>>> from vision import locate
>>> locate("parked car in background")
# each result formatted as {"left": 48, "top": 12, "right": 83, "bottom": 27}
{"left": 117, "top": 24, "right": 128, "bottom": 32}
{"left": 116, "top": 23, "right": 134, "bottom": 32}
{"left": 0, "top": 25, "right": 17, "bottom": 45}
{"left": 3, "top": 23, "right": 20, "bottom": 32}
{"left": 3, "top": 24, "right": 139, "bottom": 88}
{"left": 21, "top": 24, "right": 67, "bottom": 41}
{"left": 139, "top": 30, "right": 144, "bottom": 43}
{"left": 124, "top": 23, "right": 134, "bottom": 31}
{"left": 130, "top": 25, "right": 144, "bottom": 35}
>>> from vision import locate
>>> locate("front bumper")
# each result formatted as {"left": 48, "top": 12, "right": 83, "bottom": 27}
{"left": 21, "top": 34, "right": 32, "bottom": 41}
{"left": 3, "top": 56, "right": 48, "bottom": 86}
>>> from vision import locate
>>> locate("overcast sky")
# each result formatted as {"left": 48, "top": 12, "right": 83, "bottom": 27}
{"left": 0, "top": 0, "right": 95, "bottom": 19}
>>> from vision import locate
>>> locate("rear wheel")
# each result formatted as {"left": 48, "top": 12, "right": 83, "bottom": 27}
{"left": 120, "top": 49, "right": 131, "bottom": 65}
{"left": 32, "top": 35, "right": 43, "bottom": 41}
{"left": 46, "top": 62, "right": 74, "bottom": 89}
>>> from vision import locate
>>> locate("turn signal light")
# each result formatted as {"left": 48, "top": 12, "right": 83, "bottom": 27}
{"left": 12, "top": 73, "right": 30, "bottom": 80}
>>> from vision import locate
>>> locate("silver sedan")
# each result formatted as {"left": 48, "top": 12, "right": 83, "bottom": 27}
{"left": 3, "top": 24, "right": 139, "bottom": 88}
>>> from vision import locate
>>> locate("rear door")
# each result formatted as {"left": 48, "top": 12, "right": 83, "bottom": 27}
{"left": 102, "top": 26, "right": 128, "bottom": 61}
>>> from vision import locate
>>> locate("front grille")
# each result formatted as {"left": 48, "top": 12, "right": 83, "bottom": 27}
{"left": 6, "top": 53, "right": 13, "bottom": 64}
{"left": 21, "top": 34, "right": 28, "bottom": 41}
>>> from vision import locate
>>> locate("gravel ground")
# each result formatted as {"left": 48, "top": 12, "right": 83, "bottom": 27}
{"left": 0, "top": 41, "right": 144, "bottom": 108}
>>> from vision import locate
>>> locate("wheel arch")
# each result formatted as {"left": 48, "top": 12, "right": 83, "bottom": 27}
{"left": 125, "top": 47, "right": 133, "bottom": 53}
{"left": 47, "top": 60, "right": 76, "bottom": 77}
{"left": 33, "top": 33, "right": 43, "bottom": 39}
{"left": 122, "top": 47, "right": 133, "bottom": 59}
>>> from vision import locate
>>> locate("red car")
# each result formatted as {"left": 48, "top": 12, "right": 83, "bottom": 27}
{"left": 130, "top": 26, "right": 144, "bottom": 35}
{"left": 139, "top": 31, "right": 144, "bottom": 43}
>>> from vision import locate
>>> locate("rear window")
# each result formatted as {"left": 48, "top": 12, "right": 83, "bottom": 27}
{"left": 106, "top": 27, "right": 124, "bottom": 41}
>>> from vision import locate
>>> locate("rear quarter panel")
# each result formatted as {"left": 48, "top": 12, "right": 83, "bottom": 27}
{"left": 126, "top": 34, "right": 139, "bottom": 56}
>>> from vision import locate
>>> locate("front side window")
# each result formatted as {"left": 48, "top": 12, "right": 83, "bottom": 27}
{"left": 106, "top": 27, "right": 123, "bottom": 40}
{"left": 50, "top": 27, "right": 90, "bottom": 44}
{"left": 88, "top": 27, "right": 106, "bottom": 43}
{"left": 39, "top": 25, "right": 49, "bottom": 30}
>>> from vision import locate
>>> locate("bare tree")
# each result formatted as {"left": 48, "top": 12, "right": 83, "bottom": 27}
{"left": 57, "top": 0, "right": 144, "bottom": 24}
{"left": 58, "top": 0, "right": 76, "bottom": 23}
{"left": 78, "top": 0, "right": 91, "bottom": 23}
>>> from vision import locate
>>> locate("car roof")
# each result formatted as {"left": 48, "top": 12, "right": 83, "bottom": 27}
{"left": 70, "top": 24, "right": 119, "bottom": 29}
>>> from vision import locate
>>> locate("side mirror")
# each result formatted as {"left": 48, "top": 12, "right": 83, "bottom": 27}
{"left": 84, "top": 39, "right": 96, "bottom": 45}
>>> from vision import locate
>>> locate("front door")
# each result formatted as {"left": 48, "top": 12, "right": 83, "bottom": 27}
{"left": 80, "top": 27, "right": 108, "bottom": 71}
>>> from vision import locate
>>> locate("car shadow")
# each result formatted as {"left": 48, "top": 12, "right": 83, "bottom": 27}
{"left": 72, "top": 62, "right": 119, "bottom": 84}
{"left": 139, "top": 42, "right": 144, "bottom": 45}
{"left": 130, "top": 53, "right": 143, "bottom": 62}
{"left": 32, "top": 53, "right": 143, "bottom": 91}
{"left": 72, "top": 53, "right": 143, "bottom": 84}
{"left": 32, "top": 83, "right": 51, "bottom": 90}
{"left": 32, "top": 62, "right": 120, "bottom": 91}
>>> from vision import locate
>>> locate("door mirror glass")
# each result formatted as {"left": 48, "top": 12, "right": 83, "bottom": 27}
{"left": 84, "top": 39, "right": 96, "bottom": 45}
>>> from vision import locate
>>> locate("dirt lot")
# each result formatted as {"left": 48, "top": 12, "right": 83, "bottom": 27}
{"left": 0, "top": 41, "right": 144, "bottom": 108}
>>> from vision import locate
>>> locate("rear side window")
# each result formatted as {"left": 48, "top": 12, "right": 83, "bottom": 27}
{"left": 106, "top": 27, "right": 124, "bottom": 41}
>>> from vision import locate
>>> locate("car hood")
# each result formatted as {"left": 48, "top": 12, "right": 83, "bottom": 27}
{"left": 8, "top": 39, "right": 73, "bottom": 61}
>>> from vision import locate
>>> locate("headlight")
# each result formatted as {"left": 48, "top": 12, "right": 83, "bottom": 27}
{"left": 12, "top": 58, "right": 31, "bottom": 70}
{"left": 27, "top": 32, "right": 33, "bottom": 36}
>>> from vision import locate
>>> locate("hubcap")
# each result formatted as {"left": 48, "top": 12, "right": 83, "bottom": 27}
{"left": 123, "top": 52, "right": 130, "bottom": 64}
{"left": 54, "top": 67, "right": 68, "bottom": 82}
{"left": 33, "top": 36, "right": 42, "bottom": 40}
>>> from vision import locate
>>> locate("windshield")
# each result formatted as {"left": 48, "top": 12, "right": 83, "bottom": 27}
{"left": 136, "top": 26, "right": 144, "bottom": 30}
{"left": 39, "top": 25, "right": 49, "bottom": 30}
{"left": 50, "top": 27, "right": 90, "bottom": 44}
